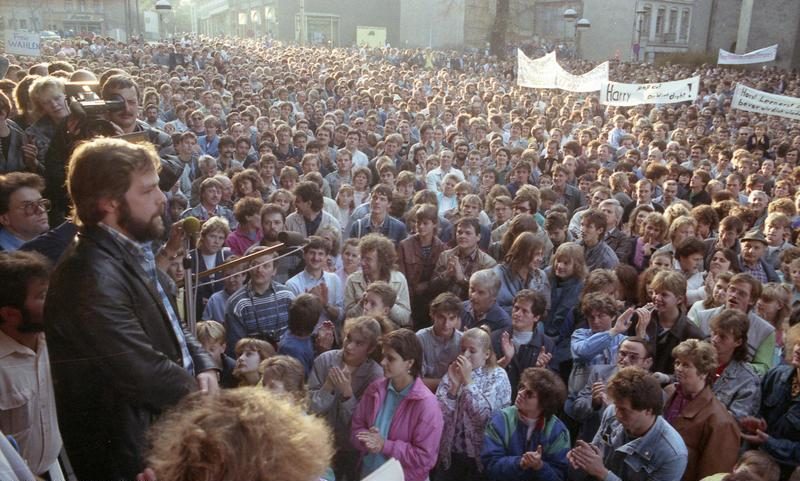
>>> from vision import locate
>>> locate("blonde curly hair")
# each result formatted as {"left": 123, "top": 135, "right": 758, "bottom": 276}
{"left": 147, "top": 388, "right": 333, "bottom": 481}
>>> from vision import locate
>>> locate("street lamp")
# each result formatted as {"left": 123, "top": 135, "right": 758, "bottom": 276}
{"left": 575, "top": 18, "right": 590, "bottom": 59}
{"left": 563, "top": 8, "right": 577, "bottom": 56}
{"left": 563, "top": 8, "right": 589, "bottom": 58}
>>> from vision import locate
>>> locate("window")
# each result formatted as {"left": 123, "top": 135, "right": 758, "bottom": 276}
{"left": 680, "top": 8, "right": 690, "bottom": 42}
{"left": 641, "top": 5, "right": 652, "bottom": 37}
{"left": 19, "top": 19, "right": 27, "bottom": 29}
{"left": 64, "top": 0, "right": 74, "bottom": 10}
{"left": 655, "top": 7, "right": 665, "bottom": 35}
{"left": 93, "top": 0, "right": 101, "bottom": 11}
{"left": 668, "top": 8, "right": 677, "bottom": 35}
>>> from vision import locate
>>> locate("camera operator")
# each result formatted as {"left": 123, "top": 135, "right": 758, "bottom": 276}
{"left": 100, "top": 75, "right": 174, "bottom": 154}
{"left": 26, "top": 76, "right": 69, "bottom": 174}
{"left": 43, "top": 74, "right": 177, "bottom": 224}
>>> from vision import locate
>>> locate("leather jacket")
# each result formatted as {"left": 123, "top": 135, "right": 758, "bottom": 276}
{"left": 44, "top": 225, "right": 216, "bottom": 481}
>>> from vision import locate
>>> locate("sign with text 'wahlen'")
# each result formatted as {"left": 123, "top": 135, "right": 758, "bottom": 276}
{"left": 517, "top": 49, "right": 608, "bottom": 92}
{"left": 731, "top": 83, "right": 800, "bottom": 121}
{"left": 5, "top": 30, "right": 40, "bottom": 57}
{"left": 599, "top": 76, "right": 700, "bottom": 106}
{"left": 718, "top": 44, "right": 777, "bottom": 65}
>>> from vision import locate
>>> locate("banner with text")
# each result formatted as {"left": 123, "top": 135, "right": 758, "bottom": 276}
{"left": 5, "top": 30, "right": 40, "bottom": 57}
{"left": 731, "top": 83, "right": 800, "bottom": 121}
{"left": 599, "top": 76, "right": 700, "bottom": 106}
{"left": 517, "top": 49, "right": 608, "bottom": 92}
{"left": 718, "top": 44, "right": 777, "bottom": 65}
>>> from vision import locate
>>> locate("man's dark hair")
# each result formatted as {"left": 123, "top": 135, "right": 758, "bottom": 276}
{"left": 101, "top": 74, "right": 139, "bottom": 100}
{"left": 304, "top": 235, "right": 330, "bottom": 255}
{"left": 512, "top": 289, "right": 548, "bottom": 317}
{"left": 607, "top": 367, "right": 664, "bottom": 415}
{"left": 674, "top": 237, "right": 706, "bottom": 259}
{"left": 293, "top": 181, "right": 323, "bottom": 212}
{"left": 454, "top": 216, "right": 480, "bottom": 236}
{"left": 0, "top": 251, "right": 50, "bottom": 318}
{"left": 0, "top": 172, "right": 45, "bottom": 215}
{"left": 429, "top": 292, "right": 463, "bottom": 317}
{"left": 218, "top": 135, "right": 235, "bottom": 148}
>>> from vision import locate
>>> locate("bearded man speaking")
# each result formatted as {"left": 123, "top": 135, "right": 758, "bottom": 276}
{"left": 44, "top": 138, "right": 218, "bottom": 481}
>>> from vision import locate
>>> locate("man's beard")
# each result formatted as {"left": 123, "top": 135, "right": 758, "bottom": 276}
{"left": 118, "top": 199, "right": 165, "bottom": 243}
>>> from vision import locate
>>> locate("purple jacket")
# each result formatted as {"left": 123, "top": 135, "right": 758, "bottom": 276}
{"left": 351, "top": 377, "right": 444, "bottom": 481}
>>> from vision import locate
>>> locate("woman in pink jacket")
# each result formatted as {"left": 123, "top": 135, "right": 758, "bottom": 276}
{"left": 351, "top": 328, "right": 444, "bottom": 481}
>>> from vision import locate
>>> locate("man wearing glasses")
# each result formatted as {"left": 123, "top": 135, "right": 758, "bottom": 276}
{"left": 0, "top": 172, "right": 50, "bottom": 251}
{"left": 566, "top": 337, "right": 653, "bottom": 442}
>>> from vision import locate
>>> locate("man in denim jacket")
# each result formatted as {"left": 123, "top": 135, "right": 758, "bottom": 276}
{"left": 568, "top": 367, "right": 688, "bottom": 481}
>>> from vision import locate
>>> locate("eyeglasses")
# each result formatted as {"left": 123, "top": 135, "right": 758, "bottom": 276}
{"left": 17, "top": 198, "right": 51, "bottom": 216}
{"left": 517, "top": 386, "right": 537, "bottom": 400}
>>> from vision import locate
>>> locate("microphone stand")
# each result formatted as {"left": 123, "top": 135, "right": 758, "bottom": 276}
{"left": 183, "top": 235, "right": 197, "bottom": 335}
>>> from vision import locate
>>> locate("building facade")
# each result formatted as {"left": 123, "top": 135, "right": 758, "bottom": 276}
{"left": 0, "top": 0, "right": 129, "bottom": 40}
{"left": 704, "top": 0, "right": 800, "bottom": 70}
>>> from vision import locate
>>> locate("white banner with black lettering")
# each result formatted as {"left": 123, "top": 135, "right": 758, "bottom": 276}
{"left": 731, "top": 83, "right": 800, "bottom": 121}
{"left": 599, "top": 76, "right": 700, "bottom": 106}
{"left": 4, "top": 30, "right": 40, "bottom": 57}
{"left": 517, "top": 49, "right": 608, "bottom": 92}
{"left": 718, "top": 44, "right": 777, "bottom": 65}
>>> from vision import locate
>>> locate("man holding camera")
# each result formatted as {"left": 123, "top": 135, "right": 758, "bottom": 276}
{"left": 45, "top": 74, "right": 176, "bottom": 224}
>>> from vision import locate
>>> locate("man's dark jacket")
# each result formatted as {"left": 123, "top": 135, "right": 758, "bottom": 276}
{"left": 44, "top": 225, "right": 216, "bottom": 481}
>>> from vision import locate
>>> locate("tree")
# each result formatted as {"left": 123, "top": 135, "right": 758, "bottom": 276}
{"left": 490, "top": 0, "right": 510, "bottom": 58}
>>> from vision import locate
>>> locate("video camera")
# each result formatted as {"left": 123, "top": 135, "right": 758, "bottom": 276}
{"left": 64, "top": 81, "right": 126, "bottom": 139}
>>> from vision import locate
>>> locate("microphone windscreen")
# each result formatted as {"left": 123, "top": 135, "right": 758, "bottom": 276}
{"left": 182, "top": 216, "right": 202, "bottom": 237}
{"left": 278, "top": 231, "right": 308, "bottom": 246}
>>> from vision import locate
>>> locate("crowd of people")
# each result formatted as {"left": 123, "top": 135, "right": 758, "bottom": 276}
{"left": 0, "top": 32, "right": 799, "bottom": 481}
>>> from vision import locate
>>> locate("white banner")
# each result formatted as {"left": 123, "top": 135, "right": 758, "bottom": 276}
{"left": 599, "top": 76, "right": 700, "bottom": 106}
{"left": 517, "top": 49, "right": 608, "bottom": 92}
{"left": 557, "top": 61, "right": 609, "bottom": 93}
{"left": 4, "top": 30, "right": 40, "bottom": 57}
{"left": 718, "top": 44, "right": 777, "bottom": 65}
{"left": 731, "top": 83, "right": 800, "bottom": 121}
{"left": 517, "top": 50, "right": 558, "bottom": 89}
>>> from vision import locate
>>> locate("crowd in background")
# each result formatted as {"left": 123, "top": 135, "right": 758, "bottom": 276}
{"left": 0, "top": 33, "right": 799, "bottom": 481}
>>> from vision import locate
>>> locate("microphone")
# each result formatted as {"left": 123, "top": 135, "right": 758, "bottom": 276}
{"left": 278, "top": 231, "right": 309, "bottom": 247}
{"left": 182, "top": 216, "right": 202, "bottom": 239}
{"left": 181, "top": 216, "right": 202, "bottom": 264}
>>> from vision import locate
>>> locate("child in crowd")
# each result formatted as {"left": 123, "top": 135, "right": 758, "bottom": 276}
{"left": 196, "top": 320, "right": 237, "bottom": 388}
{"left": 278, "top": 293, "right": 323, "bottom": 376}
{"left": 417, "top": 292, "right": 464, "bottom": 391}
{"left": 233, "top": 338, "right": 276, "bottom": 387}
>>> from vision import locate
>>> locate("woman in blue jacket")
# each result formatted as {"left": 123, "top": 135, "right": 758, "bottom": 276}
{"left": 481, "top": 367, "right": 571, "bottom": 481}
